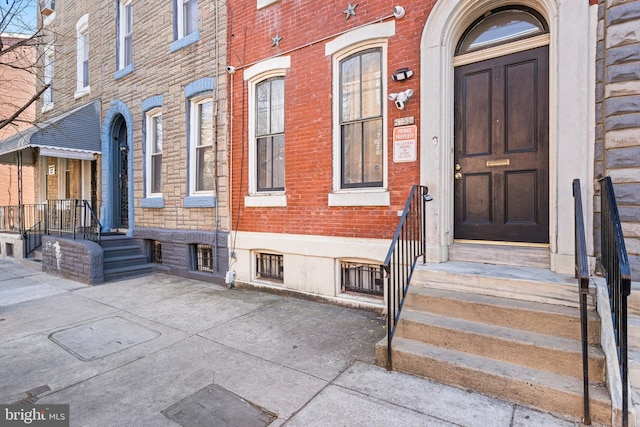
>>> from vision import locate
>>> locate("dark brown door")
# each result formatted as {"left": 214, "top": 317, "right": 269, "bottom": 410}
{"left": 454, "top": 46, "right": 549, "bottom": 243}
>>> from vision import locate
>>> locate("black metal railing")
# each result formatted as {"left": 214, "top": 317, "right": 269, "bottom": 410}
{"left": 46, "top": 199, "right": 101, "bottom": 242}
{"left": 573, "top": 179, "right": 591, "bottom": 425}
{"left": 383, "top": 185, "right": 431, "bottom": 369}
{"left": 0, "top": 205, "right": 21, "bottom": 232}
{"left": 82, "top": 200, "right": 102, "bottom": 243}
{"left": 22, "top": 204, "right": 47, "bottom": 257}
{"left": 600, "top": 177, "right": 632, "bottom": 427}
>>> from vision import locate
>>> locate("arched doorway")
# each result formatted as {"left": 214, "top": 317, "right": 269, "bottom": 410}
{"left": 420, "top": 0, "right": 595, "bottom": 274}
{"left": 452, "top": 7, "right": 549, "bottom": 243}
{"left": 111, "top": 115, "right": 129, "bottom": 229}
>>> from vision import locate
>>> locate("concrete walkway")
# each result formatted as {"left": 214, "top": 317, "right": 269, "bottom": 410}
{"left": 0, "top": 260, "right": 595, "bottom": 426}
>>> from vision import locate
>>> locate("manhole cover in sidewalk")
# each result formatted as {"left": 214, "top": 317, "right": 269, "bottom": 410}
{"left": 163, "top": 384, "right": 276, "bottom": 427}
{"left": 49, "top": 316, "right": 160, "bottom": 361}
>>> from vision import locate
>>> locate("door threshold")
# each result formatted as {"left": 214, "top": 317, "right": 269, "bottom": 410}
{"left": 454, "top": 239, "right": 549, "bottom": 248}
{"left": 449, "top": 241, "right": 551, "bottom": 269}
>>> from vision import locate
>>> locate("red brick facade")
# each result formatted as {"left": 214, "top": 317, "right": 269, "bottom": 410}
{"left": 228, "top": 1, "right": 431, "bottom": 240}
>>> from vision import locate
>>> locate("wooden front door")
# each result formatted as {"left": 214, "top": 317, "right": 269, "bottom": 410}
{"left": 454, "top": 46, "right": 549, "bottom": 243}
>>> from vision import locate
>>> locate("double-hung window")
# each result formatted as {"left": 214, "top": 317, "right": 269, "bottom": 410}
{"left": 75, "top": 14, "right": 90, "bottom": 97}
{"left": 146, "top": 109, "right": 162, "bottom": 196}
{"left": 339, "top": 48, "right": 383, "bottom": 189}
{"left": 190, "top": 98, "right": 214, "bottom": 194}
{"left": 172, "top": 0, "right": 199, "bottom": 51}
{"left": 117, "top": 0, "right": 133, "bottom": 71}
{"left": 326, "top": 21, "right": 394, "bottom": 207}
{"left": 256, "top": 77, "right": 284, "bottom": 192}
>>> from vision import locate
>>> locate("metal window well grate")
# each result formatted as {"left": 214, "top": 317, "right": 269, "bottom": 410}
{"left": 341, "top": 262, "right": 384, "bottom": 296}
{"left": 256, "top": 253, "right": 283, "bottom": 281}
{"left": 196, "top": 244, "right": 214, "bottom": 273}
{"left": 152, "top": 240, "right": 162, "bottom": 264}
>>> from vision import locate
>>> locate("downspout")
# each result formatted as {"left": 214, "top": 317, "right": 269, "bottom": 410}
{"left": 213, "top": 0, "right": 220, "bottom": 272}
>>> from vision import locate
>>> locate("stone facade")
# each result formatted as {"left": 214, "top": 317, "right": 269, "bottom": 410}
{"left": 37, "top": 0, "right": 229, "bottom": 281}
{"left": 595, "top": 0, "right": 640, "bottom": 280}
{"left": 41, "top": 235, "right": 103, "bottom": 284}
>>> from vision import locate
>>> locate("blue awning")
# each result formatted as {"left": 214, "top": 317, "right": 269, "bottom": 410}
{"left": 0, "top": 100, "right": 101, "bottom": 165}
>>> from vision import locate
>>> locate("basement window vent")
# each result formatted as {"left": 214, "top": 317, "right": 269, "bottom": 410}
{"left": 151, "top": 240, "right": 162, "bottom": 264}
{"left": 194, "top": 244, "right": 214, "bottom": 273}
{"left": 5, "top": 243, "right": 14, "bottom": 258}
{"left": 340, "top": 262, "right": 384, "bottom": 296}
{"left": 256, "top": 252, "right": 283, "bottom": 282}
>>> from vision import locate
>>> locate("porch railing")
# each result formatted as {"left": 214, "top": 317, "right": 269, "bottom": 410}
{"left": 46, "top": 199, "right": 101, "bottom": 243}
{"left": 600, "top": 176, "right": 631, "bottom": 427}
{"left": 573, "top": 179, "right": 591, "bottom": 425}
{"left": 383, "top": 185, "right": 432, "bottom": 369}
{"left": 22, "top": 204, "right": 47, "bottom": 258}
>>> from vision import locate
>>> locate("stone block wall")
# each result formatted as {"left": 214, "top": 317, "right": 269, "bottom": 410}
{"left": 595, "top": 0, "right": 640, "bottom": 280}
{"left": 41, "top": 235, "right": 103, "bottom": 284}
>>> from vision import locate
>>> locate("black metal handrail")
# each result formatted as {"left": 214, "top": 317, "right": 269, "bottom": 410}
{"left": 573, "top": 179, "right": 591, "bottom": 425}
{"left": 383, "top": 185, "right": 431, "bottom": 369}
{"left": 82, "top": 200, "right": 102, "bottom": 243}
{"left": 600, "top": 177, "right": 631, "bottom": 427}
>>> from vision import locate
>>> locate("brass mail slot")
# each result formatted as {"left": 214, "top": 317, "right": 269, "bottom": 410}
{"left": 486, "top": 159, "right": 511, "bottom": 167}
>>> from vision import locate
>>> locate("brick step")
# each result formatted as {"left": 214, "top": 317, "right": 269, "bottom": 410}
{"left": 376, "top": 337, "right": 611, "bottom": 425}
{"left": 397, "top": 309, "right": 605, "bottom": 382}
{"left": 405, "top": 286, "right": 600, "bottom": 344}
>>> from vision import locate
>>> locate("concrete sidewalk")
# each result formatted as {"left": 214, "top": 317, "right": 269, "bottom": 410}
{"left": 0, "top": 260, "right": 591, "bottom": 426}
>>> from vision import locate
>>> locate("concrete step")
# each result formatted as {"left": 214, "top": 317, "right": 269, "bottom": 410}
{"left": 405, "top": 286, "right": 600, "bottom": 344}
{"left": 103, "top": 245, "right": 143, "bottom": 258}
{"left": 412, "top": 261, "right": 590, "bottom": 308}
{"left": 103, "top": 254, "right": 149, "bottom": 270}
{"left": 103, "top": 264, "right": 152, "bottom": 282}
{"left": 376, "top": 337, "right": 611, "bottom": 425}
{"left": 397, "top": 309, "right": 605, "bottom": 382}
{"left": 99, "top": 235, "right": 138, "bottom": 249}
{"left": 448, "top": 242, "right": 551, "bottom": 269}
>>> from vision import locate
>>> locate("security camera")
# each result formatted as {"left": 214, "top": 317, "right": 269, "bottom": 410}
{"left": 393, "top": 6, "right": 405, "bottom": 19}
{"left": 388, "top": 89, "right": 413, "bottom": 110}
{"left": 226, "top": 65, "right": 236, "bottom": 74}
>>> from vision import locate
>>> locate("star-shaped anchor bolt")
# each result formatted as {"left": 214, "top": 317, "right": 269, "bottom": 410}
{"left": 271, "top": 33, "right": 282, "bottom": 47}
{"left": 343, "top": 2, "right": 357, "bottom": 20}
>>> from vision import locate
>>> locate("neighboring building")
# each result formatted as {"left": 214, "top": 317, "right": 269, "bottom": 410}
{"left": 226, "top": 0, "right": 636, "bottom": 299}
{"left": 31, "top": 0, "right": 229, "bottom": 281}
{"left": 0, "top": 33, "right": 36, "bottom": 208}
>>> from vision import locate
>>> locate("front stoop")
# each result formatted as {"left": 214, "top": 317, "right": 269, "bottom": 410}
{"left": 100, "top": 235, "right": 152, "bottom": 282}
{"left": 376, "top": 262, "right": 612, "bottom": 425}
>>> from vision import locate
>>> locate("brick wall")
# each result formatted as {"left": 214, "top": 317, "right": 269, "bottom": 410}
{"left": 0, "top": 35, "right": 37, "bottom": 206}
{"left": 595, "top": 0, "right": 640, "bottom": 280}
{"left": 228, "top": 0, "right": 427, "bottom": 240}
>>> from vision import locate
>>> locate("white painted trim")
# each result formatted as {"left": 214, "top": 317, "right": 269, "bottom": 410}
{"left": 145, "top": 108, "right": 162, "bottom": 198}
{"left": 76, "top": 15, "right": 90, "bottom": 94}
{"left": 188, "top": 96, "right": 214, "bottom": 196}
{"left": 453, "top": 33, "right": 550, "bottom": 67}
{"left": 244, "top": 56, "right": 290, "bottom": 81}
{"left": 325, "top": 21, "right": 395, "bottom": 56}
{"left": 328, "top": 190, "right": 390, "bottom": 207}
{"left": 244, "top": 194, "right": 287, "bottom": 207}
{"left": 420, "top": 0, "right": 593, "bottom": 275}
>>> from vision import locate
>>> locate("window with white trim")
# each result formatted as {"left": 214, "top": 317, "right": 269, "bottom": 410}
{"left": 256, "top": 77, "right": 284, "bottom": 192}
{"left": 177, "top": 0, "right": 198, "bottom": 39}
{"left": 117, "top": 0, "right": 133, "bottom": 70}
{"left": 339, "top": 48, "right": 383, "bottom": 189}
{"left": 43, "top": 45, "right": 54, "bottom": 110}
{"left": 189, "top": 97, "right": 214, "bottom": 195}
{"left": 75, "top": 14, "right": 90, "bottom": 96}
{"left": 326, "top": 22, "right": 393, "bottom": 207}
{"left": 145, "top": 108, "right": 162, "bottom": 196}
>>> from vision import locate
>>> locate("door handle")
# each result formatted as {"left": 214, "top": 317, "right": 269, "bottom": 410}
{"left": 454, "top": 163, "right": 462, "bottom": 180}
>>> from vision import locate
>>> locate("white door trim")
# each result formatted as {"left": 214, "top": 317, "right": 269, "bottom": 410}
{"left": 419, "top": 0, "right": 596, "bottom": 274}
